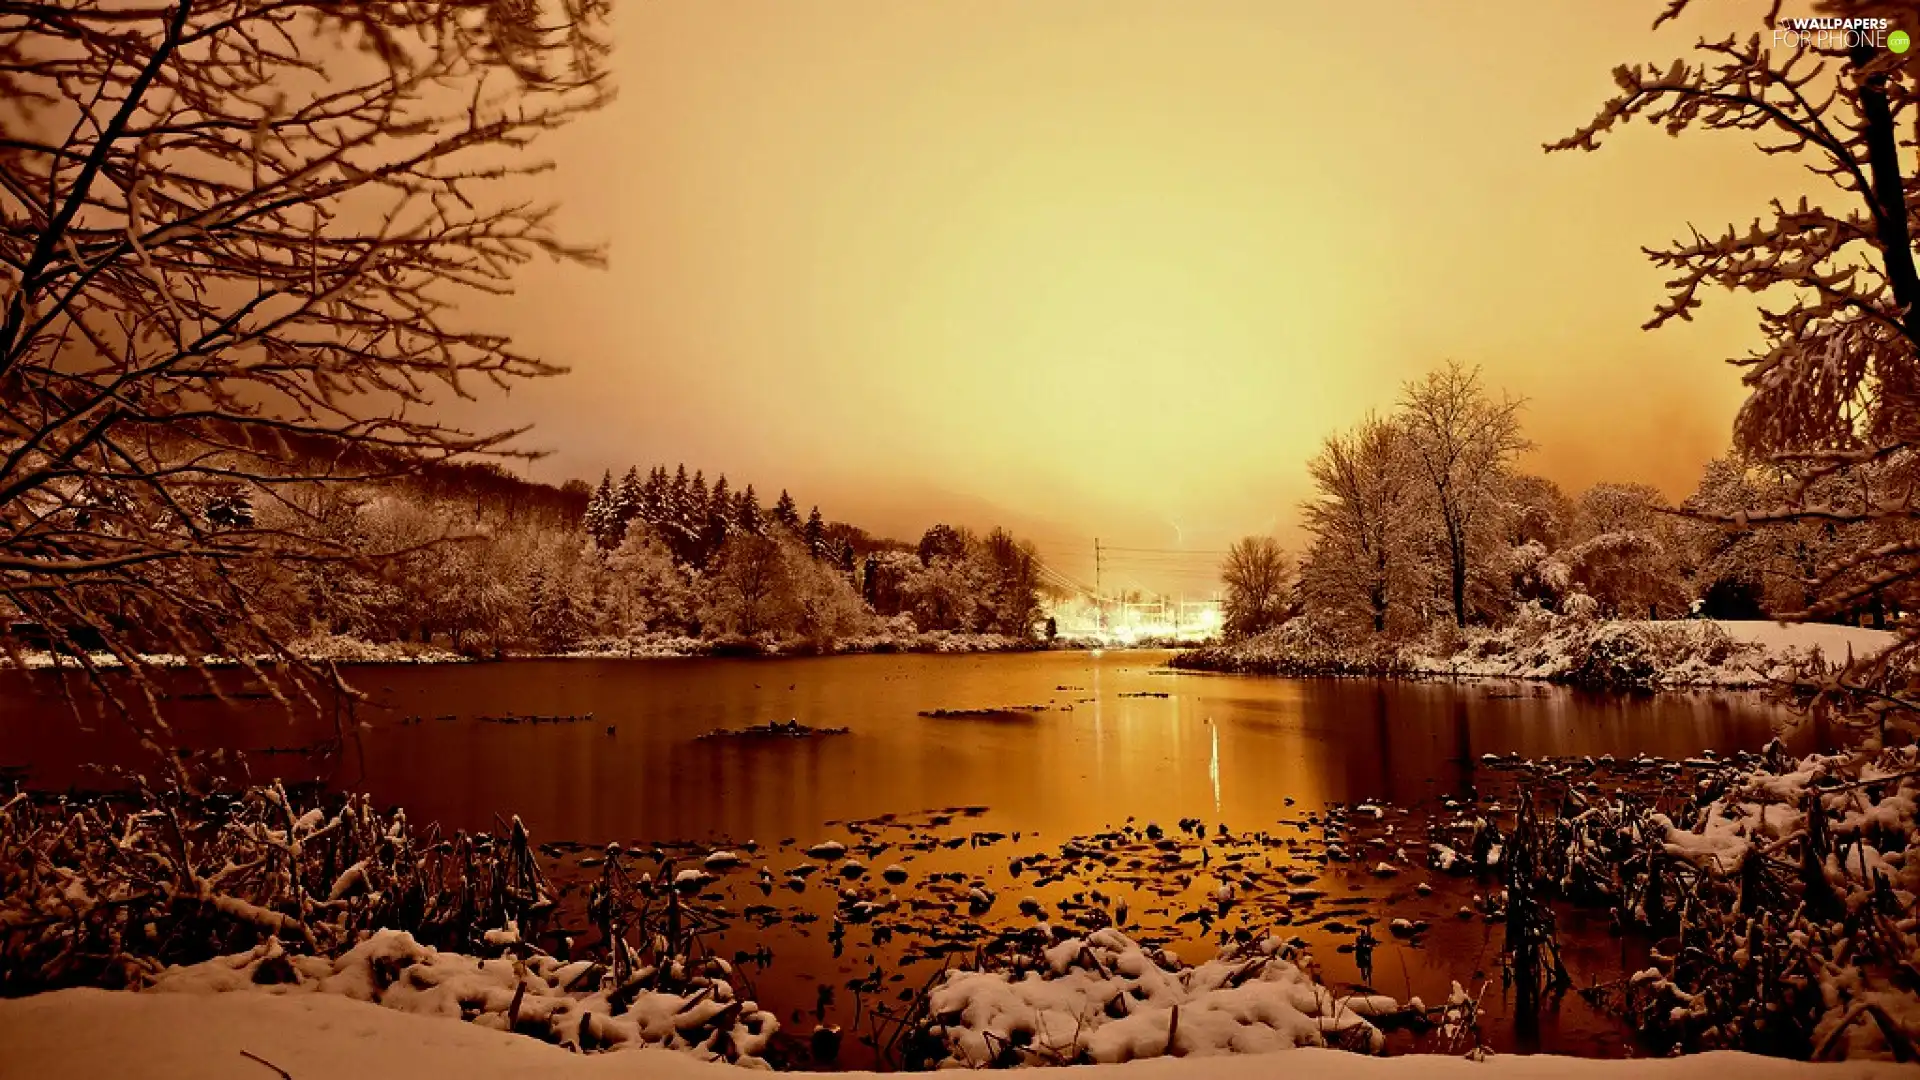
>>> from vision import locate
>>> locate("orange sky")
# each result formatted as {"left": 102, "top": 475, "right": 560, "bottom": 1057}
{"left": 472, "top": 0, "right": 1813, "bottom": 588}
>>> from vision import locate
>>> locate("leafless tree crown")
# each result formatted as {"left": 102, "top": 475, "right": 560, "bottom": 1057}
{"left": 0, "top": 0, "right": 611, "bottom": 721}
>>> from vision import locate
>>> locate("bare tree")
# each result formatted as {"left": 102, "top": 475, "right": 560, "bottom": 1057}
{"left": 1554, "top": 1, "right": 1920, "bottom": 723}
{"left": 1300, "top": 413, "right": 1415, "bottom": 633}
{"left": 0, "top": 0, "right": 610, "bottom": 733}
{"left": 1219, "top": 535, "right": 1291, "bottom": 639}
{"left": 708, "top": 533, "right": 786, "bottom": 638}
{"left": 1398, "top": 361, "right": 1531, "bottom": 627}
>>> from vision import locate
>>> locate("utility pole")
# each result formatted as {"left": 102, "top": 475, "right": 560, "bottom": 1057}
{"left": 1094, "top": 537, "right": 1103, "bottom": 632}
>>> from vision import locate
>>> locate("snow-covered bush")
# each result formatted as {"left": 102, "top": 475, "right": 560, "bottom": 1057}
{"left": 0, "top": 783, "right": 558, "bottom": 993}
{"left": 147, "top": 930, "right": 778, "bottom": 1066}
{"left": 0, "top": 783, "right": 772, "bottom": 1064}
{"left": 917, "top": 928, "right": 1390, "bottom": 1067}
{"left": 1171, "top": 616, "right": 1410, "bottom": 677}
{"left": 1561, "top": 622, "right": 1663, "bottom": 689}
{"left": 1529, "top": 746, "right": 1920, "bottom": 1060}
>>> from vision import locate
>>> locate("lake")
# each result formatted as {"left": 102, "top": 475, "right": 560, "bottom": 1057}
{"left": 0, "top": 650, "right": 1818, "bottom": 1063}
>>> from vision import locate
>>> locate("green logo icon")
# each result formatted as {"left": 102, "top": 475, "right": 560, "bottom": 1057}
{"left": 1893, "top": 29, "right": 1912, "bottom": 53}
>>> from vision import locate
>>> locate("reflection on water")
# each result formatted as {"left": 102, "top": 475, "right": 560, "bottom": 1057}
{"left": 0, "top": 651, "right": 1816, "bottom": 1062}
{"left": 1, "top": 651, "right": 1804, "bottom": 846}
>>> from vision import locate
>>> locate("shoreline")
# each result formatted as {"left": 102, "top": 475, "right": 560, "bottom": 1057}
{"left": 4, "top": 626, "right": 1856, "bottom": 700}
{"left": 1170, "top": 616, "right": 1901, "bottom": 693}
{"left": 0, "top": 633, "right": 1175, "bottom": 672}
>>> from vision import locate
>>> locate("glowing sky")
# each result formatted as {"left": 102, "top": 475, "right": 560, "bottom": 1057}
{"left": 479, "top": 0, "right": 1813, "bottom": 588}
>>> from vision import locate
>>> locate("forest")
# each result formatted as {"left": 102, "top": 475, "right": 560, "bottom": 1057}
{"left": 211, "top": 460, "right": 1054, "bottom": 657}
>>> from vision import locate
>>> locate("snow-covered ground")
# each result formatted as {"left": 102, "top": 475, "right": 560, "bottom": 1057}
{"left": 0, "top": 635, "right": 468, "bottom": 669}
{"left": 1179, "top": 613, "right": 1903, "bottom": 690}
{"left": 0, "top": 630, "right": 1060, "bottom": 669}
{"left": 1712, "top": 621, "right": 1897, "bottom": 664}
{"left": 1, "top": 987, "right": 1908, "bottom": 1080}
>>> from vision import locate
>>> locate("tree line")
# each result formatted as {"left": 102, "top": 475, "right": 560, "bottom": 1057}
{"left": 1220, "top": 361, "right": 1910, "bottom": 645}
{"left": 227, "top": 461, "right": 1049, "bottom": 655}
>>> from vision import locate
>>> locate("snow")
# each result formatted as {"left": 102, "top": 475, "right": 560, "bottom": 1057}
{"left": 1712, "top": 621, "right": 1896, "bottom": 665}
{"left": 137, "top": 929, "right": 777, "bottom": 1066}
{"left": 923, "top": 928, "right": 1389, "bottom": 1066}
{"left": 0, "top": 629, "right": 1054, "bottom": 671}
{"left": 1181, "top": 613, "right": 1901, "bottom": 690}
{"left": 1, "top": 986, "right": 1910, "bottom": 1079}
{"left": 1, "top": 635, "right": 467, "bottom": 669}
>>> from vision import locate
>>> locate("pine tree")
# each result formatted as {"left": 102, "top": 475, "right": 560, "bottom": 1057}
{"left": 772, "top": 489, "right": 800, "bottom": 531}
{"left": 668, "top": 464, "right": 690, "bottom": 526}
{"left": 640, "top": 466, "right": 667, "bottom": 527}
{"left": 615, "top": 467, "right": 643, "bottom": 534}
{"left": 684, "top": 470, "right": 711, "bottom": 557}
{"left": 804, "top": 506, "right": 826, "bottom": 559}
{"left": 664, "top": 465, "right": 693, "bottom": 561}
{"left": 838, "top": 539, "right": 856, "bottom": 580}
{"left": 584, "top": 471, "right": 616, "bottom": 546}
{"left": 704, "top": 475, "right": 734, "bottom": 561}
{"left": 735, "top": 484, "right": 763, "bottom": 535}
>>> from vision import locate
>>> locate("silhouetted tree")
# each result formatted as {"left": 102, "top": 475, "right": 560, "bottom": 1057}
{"left": 734, "top": 484, "right": 763, "bottom": 536}
{"left": 804, "top": 506, "right": 826, "bottom": 559}
{"left": 584, "top": 472, "right": 618, "bottom": 547}
{"left": 1399, "top": 362, "right": 1531, "bottom": 627}
{"left": 0, "top": 0, "right": 611, "bottom": 722}
{"left": 1300, "top": 414, "right": 1418, "bottom": 634}
{"left": 1220, "top": 537, "right": 1293, "bottom": 639}
{"left": 772, "top": 490, "right": 800, "bottom": 531}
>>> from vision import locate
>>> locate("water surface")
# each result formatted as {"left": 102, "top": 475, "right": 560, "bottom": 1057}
{"left": 0, "top": 651, "right": 1814, "bottom": 1062}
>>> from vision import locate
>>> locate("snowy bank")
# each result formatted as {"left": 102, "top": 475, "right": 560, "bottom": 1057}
{"left": 1, "top": 634, "right": 467, "bottom": 669}
{"left": 0, "top": 629, "right": 1113, "bottom": 671}
{"left": 143, "top": 930, "right": 777, "bottom": 1066}
{"left": 563, "top": 629, "right": 1044, "bottom": 660}
{"left": 1176, "top": 611, "right": 1899, "bottom": 690}
{"left": 920, "top": 928, "right": 1392, "bottom": 1066}
{"left": 1, "top": 987, "right": 1908, "bottom": 1080}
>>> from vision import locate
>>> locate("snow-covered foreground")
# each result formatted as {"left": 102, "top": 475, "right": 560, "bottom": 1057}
{"left": 1178, "top": 612, "right": 1900, "bottom": 690}
{"left": 1, "top": 987, "right": 1907, "bottom": 1080}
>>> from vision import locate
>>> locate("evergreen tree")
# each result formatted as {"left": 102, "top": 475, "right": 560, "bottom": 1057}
{"left": 918, "top": 523, "right": 966, "bottom": 566}
{"left": 684, "top": 470, "right": 711, "bottom": 557}
{"left": 804, "top": 506, "right": 826, "bottom": 559}
{"left": 838, "top": 539, "right": 856, "bottom": 581}
{"left": 663, "top": 465, "right": 693, "bottom": 561}
{"left": 772, "top": 489, "right": 800, "bottom": 531}
{"left": 640, "top": 466, "right": 667, "bottom": 527}
{"left": 703, "top": 475, "right": 734, "bottom": 562}
{"left": 615, "top": 467, "right": 643, "bottom": 532}
{"left": 584, "top": 470, "right": 616, "bottom": 547}
{"left": 668, "top": 464, "right": 690, "bottom": 528}
{"left": 735, "top": 484, "right": 763, "bottom": 535}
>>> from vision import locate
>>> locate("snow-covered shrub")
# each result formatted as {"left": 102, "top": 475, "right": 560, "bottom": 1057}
{"left": 1531, "top": 746, "right": 1920, "bottom": 1060}
{"left": 1562, "top": 622, "right": 1661, "bottom": 689}
{"left": 0, "top": 783, "right": 771, "bottom": 1064}
{"left": 1171, "top": 616, "right": 1410, "bottom": 677}
{"left": 1562, "top": 591, "right": 1600, "bottom": 622}
{"left": 917, "top": 928, "right": 1389, "bottom": 1067}
{"left": 0, "top": 783, "right": 559, "bottom": 993}
{"left": 148, "top": 931, "right": 778, "bottom": 1066}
